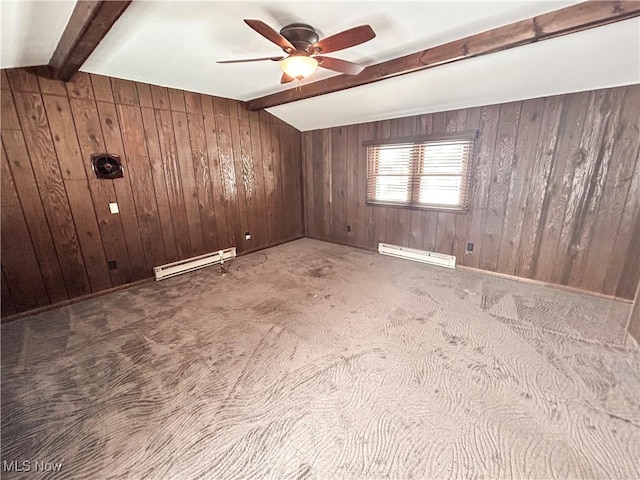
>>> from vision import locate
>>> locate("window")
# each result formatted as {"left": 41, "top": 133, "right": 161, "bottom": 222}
{"left": 365, "top": 132, "right": 476, "bottom": 211}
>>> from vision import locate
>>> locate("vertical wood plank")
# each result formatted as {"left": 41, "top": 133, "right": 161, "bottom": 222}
{"left": 237, "top": 118, "right": 258, "bottom": 246}
{"left": 271, "top": 121, "right": 286, "bottom": 240}
{"left": 345, "top": 125, "right": 359, "bottom": 243}
{"left": 279, "top": 122, "right": 295, "bottom": 239}
{"left": 603, "top": 86, "right": 640, "bottom": 296}
{"left": 497, "top": 98, "right": 546, "bottom": 274}
{"left": 7, "top": 69, "right": 40, "bottom": 92}
{"left": 330, "top": 126, "right": 346, "bottom": 242}
{"left": 70, "top": 97, "right": 132, "bottom": 285}
{"left": 228, "top": 99, "right": 240, "bottom": 119}
{"left": 616, "top": 212, "right": 640, "bottom": 299}
{"left": 37, "top": 76, "right": 67, "bottom": 96}
{"left": 309, "top": 130, "right": 324, "bottom": 239}
{"left": 302, "top": 132, "right": 314, "bottom": 237}
{"left": 215, "top": 115, "right": 241, "bottom": 248}
{"left": 117, "top": 104, "right": 167, "bottom": 269}
{"left": 1, "top": 142, "right": 50, "bottom": 310}
{"left": 12, "top": 91, "right": 91, "bottom": 296}
{"left": 168, "top": 89, "right": 186, "bottom": 112}
{"left": 140, "top": 106, "right": 179, "bottom": 262}
{"left": 534, "top": 91, "right": 596, "bottom": 283}
{"left": 44, "top": 94, "right": 113, "bottom": 293}
{"left": 321, "top": 128, "right": 332, "bottom": 240}
{"left": 90, "top": 74, "right": 114, "bottom": 103}
{"left": 155, "top": 109, "right": 191, "bottom": 258}
{"left": 567, "top": 89, "right": 626, "bottom": 291}
{"left": 0, "top": 200, "right": 50, "bottom": 310}
{"left": 187, "top": 111, "right": 218, "bottom": 252}
{"left": 237, "top": 100, "right": 250, "bottom": 121}
{"left": 249, "top": 118, "right": 270, "bottom": 247}
{"left": 260, "top": 120, "right": 278, "bottom": 244}
{"left": 288, "top": 124, "right": 304, "bottom": 238}
{"left": 203, "top": 114, "right": 232, "bottom": 248}
{"left": 627, "top": 273, "right": 640, "bottom": 342}
{"left": 213, "top": 96, "right": 231, "bottom": 117}
{"left": 185, "top": 91, "right": 203, "bottom": 114}
{"left": 136, "top": 82, "right": 154, "bottom": 108}
{"left": 479, "top": 101, "right": 521, "bottom": 271}
{"left": 541, "top": 94, "right": 593, "bottom": 283}
{"left": 111, "top": 78, "right": 140, "bottom": 106}
{"left": 96, "top": 100, "right": 148, "bottom": 280}
{"left": 1, "top": 90, "right": 21, "bottom": 130}
{"left": 1, "top": 69, "right": 10, "bottom": 90}
{"left": 65, "top": 180, "right": 115, "bottom": 291}
{"left": 1, "top": 268, "right": 17, "bottom": 317}
{"left": 42, "top": 94, "right": 90, "bottom": 180}
{"left": 515, "top": 95, "right": 564, "bottom": 278}
{"left": 66, "top": 72, "right": 94, "bottom": 100}
{"left": 455, "top": 106, "right": 482, "bottom": 264}
{"left": 150, "top": 85, "right": 170, "bottom": 110}
{"left": 354, "top": 124, "right": 368, "bottom": 247}
{"left": 201, "top": 94, "right": 214, "bottom": 116}
{"left": 1, "top": 129, "right": 68, "bottom": 303}
{"left": 173, "top": 110, "right": 205, "bottom": 255}
{"left": 231, "top": 118, "right": 253, "bottom": 251}
{"left": 465, "top": 105, "right": 500, "bottom": 269}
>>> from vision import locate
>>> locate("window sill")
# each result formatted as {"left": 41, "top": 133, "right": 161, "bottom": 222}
{"left": 366, "top": 201, "right": 469, "bottom": 214}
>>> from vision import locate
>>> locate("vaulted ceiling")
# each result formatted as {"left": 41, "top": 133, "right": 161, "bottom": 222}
{"left": 1, "top": 1, "right": 638, "bottom": 131}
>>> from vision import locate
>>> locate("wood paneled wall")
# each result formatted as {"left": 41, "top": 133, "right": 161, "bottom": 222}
{"left": 1, "top": 68, "right": 303, "bottom": 316}
{"left": 302, "top": 85, "right": 640, "bottom": 300}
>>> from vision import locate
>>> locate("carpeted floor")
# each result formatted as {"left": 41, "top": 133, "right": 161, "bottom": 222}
{"left": 1, "top": 238, "right": 639, "bottom": 479}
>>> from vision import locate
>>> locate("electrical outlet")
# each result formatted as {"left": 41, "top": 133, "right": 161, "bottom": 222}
{"left": 108, "top": 260, "right": 117, "bottom": 270}
{"left": 109, "top": 202, "right": 119, "bottom": 214}
{"left": 466, "top": 243, "right": 474, "bottom": 252}
{"left": 346, "top": 225, "right": 351, "bottom": 232}
{"left": 245, "top": 232, "right": 251, "bottom": 240}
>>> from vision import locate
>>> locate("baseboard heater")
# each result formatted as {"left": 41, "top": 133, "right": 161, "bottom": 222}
{"left": 153, "top": 247, "right": 236, "bottom": 281}
{"left": 378, "top": 243, "right": 456, "bottom": 269}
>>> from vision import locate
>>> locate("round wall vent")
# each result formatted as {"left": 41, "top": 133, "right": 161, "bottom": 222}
{"left": 91, "top": 153, "right": 124, "bottom": 179}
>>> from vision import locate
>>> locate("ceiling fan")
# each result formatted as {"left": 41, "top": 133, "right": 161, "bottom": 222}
{"left": 218, "top": 19, "right": 375, "bottom": 84}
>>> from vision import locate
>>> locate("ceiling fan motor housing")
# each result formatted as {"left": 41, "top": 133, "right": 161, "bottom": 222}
{"left": 218, "top": 19, "right": 374, "bottom": 80}
{"left": 279, "top": 23, "right": 319, "bottom": 52}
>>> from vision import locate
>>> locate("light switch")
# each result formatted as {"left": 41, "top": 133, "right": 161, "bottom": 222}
{"left": 109, "top": 202, "right": 119, "bottom": 214}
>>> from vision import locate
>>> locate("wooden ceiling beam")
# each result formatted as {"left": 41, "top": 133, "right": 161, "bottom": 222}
{"left": 49, "top": 1, "right": 131, "bottom": 81}
{"left": 246, "top": 1, "right": 640, "bottom": 111}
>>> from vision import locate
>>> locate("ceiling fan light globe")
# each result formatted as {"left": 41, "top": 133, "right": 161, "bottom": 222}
{"left": 280, "top": 56, "right": 318, "bottom": 79}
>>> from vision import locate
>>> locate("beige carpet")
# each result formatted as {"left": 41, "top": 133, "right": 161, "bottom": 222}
{"left": 2, "top": 238, "right": 638, "bottom": 479}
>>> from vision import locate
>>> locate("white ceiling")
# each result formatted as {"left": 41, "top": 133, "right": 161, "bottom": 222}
{"left": 1, "top": 1, "right": 639, "bottom": 131}
{"left": 1, "top": 1, "right": 75, "bottom": 67}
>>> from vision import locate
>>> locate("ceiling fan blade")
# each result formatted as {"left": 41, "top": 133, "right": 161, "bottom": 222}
{"left": 311, "top": 25, "right": 375, "bottom": 55}
{"left": 217, "top": 56, "right": 283, "bottom": 64}
{"left": 280, "top": 72, "right": 295, "bottom": 84}
{"left": 316, "top": 56, "right": 365, "bottom": 75}
{"left": 244, "top": 19, "right": 295, "bottom": 52}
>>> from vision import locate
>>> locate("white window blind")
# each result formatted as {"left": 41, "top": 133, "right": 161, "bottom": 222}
{"left": 366, "top": 133, "right": 475, "bottom": 211}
